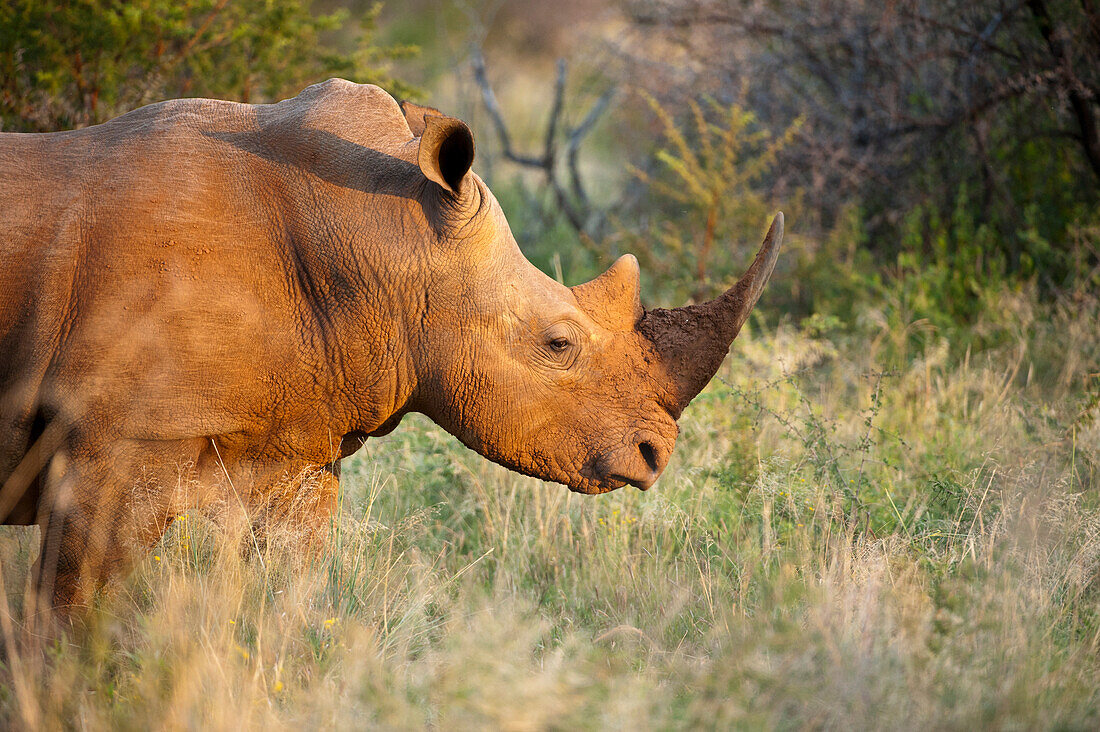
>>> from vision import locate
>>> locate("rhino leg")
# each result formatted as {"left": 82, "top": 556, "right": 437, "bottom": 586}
{"left": 244, "top": 463, "right": 340, "bottom": 557}
{"left": 31, "top": 433, "right": 341, "bottom": 619}
{"left": 32, "top": 437, "right": 202, "bottom": 621}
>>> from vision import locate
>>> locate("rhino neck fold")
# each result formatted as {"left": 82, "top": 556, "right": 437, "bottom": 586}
{"left": 279, "top": 195, "right": 424, "bottom": 450}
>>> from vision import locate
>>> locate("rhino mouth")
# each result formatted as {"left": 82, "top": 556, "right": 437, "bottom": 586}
{"left": 609, "top": 474, "right": 652, "bottom": 491}
{"left": 575, "top": 462, "right": 646, "bottom": 494}
{"left": 569, "top": 477, "right": 629, "bottom": 495}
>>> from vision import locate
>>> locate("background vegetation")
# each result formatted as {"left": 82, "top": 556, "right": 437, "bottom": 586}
{"left": 1, "top": 0, "right": 1098, "bottom": 728}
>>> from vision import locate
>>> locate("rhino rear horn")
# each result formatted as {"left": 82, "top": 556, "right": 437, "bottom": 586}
{"left": 417, "top": 115, "right": 475, "bottom": 195}
{"left": 639, "top": 213, "right": 784, "bottom": 417}
{"left": 571, "top": 254, "right": 643, "bottom": 330}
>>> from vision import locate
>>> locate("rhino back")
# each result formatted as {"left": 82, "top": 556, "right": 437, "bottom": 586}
{"left": 0, "top": 80, "right": 420, "bottom": 450}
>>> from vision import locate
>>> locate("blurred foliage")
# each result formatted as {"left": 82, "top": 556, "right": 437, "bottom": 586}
{"left": 868, "top": 102, "right": 1100, "bottom": 292}
{"left": 0, "top": 0, "right": 416, "bottom": 132}
{"left": 626, "top": 91, "right": 802, "bottom": 301}
{"left": 597, "top": 80, "right": 1099, "bottom": 358}
{"left": 794, "top": 192, "right": 1100, "bottom": 363}
{"left": 609, "top": 92, "right": 803, "bottom": 304}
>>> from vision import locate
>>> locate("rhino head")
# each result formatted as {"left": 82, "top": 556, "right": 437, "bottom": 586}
{"left": 398, "top": 103, "right": 783, "bottom": 495}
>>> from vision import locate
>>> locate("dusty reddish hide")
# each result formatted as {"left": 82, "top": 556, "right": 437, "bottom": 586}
{"left": 0, "top": 80, "right": 783, "bottom": 615}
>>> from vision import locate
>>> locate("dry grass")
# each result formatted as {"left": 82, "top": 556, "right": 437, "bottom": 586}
{"left": 1, "top": 286, "right": 1098, "bottom": 729}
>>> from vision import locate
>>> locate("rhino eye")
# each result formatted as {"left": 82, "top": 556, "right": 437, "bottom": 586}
{"left": 539, "top": 323, "right": 582, "bottom": 369}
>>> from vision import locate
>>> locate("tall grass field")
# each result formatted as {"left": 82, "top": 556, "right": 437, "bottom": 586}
{"left": 0, "top": 281, "right": 1098, "bottom": 729}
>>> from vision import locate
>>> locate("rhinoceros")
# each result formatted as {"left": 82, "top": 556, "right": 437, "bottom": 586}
{"left": 0, "top": 79, "right": 783, "bottom": 613}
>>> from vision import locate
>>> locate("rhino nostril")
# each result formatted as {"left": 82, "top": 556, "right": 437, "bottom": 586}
{"left": 638, "top": 441, "right": 659, "bottom": 473}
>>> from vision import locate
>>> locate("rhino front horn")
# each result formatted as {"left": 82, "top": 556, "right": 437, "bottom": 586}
{"left": 639, "top": 213, "right": 784, "bottom": 417}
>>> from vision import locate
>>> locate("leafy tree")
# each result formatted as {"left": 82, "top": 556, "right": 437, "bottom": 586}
{"left": 0, "top": 0, "right": 415, "bottom": 132}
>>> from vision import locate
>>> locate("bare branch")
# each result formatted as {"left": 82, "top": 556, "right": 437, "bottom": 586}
{"left": 1027, "top": 0, "right": 1100, "bottom": 179}
{"left": 470, "top": 47, "right": 617, "bottom": 237}
{"left": 567, "top": 88, "right": 614, "bottom": 212}
{"left": 900, "top": 7, "right": 1023, "bottom": 62}
{"left": 471, "top": 50, "right": 544, "bottom": 168}
{"left": 544, "top": 59, "right": 567, "bottom": 167}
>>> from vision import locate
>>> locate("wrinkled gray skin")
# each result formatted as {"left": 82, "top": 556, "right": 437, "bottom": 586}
{"left": 0, "top": 80, "right": 782, "bottom": 614}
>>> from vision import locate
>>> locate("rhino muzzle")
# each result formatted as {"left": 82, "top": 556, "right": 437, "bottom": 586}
{"left": 584, "top": 426, "right": 676, "bottom": 492}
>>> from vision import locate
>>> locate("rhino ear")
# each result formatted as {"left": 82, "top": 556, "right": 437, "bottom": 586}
{"left": 400, "top": 99, "right": 445, "bottom": 137}
{"left": 417, "top": 115, "right": 475, "bottom": 195}
{"left": 571, "top": 254, "right": 643, "bottom": 331}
